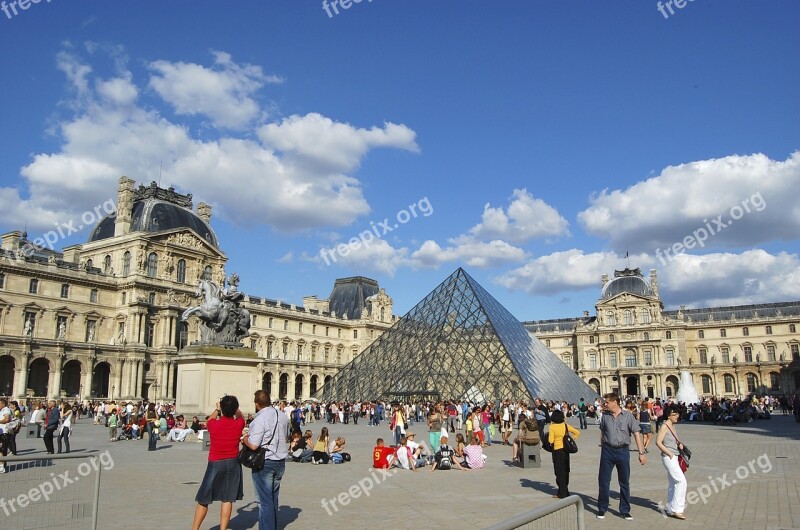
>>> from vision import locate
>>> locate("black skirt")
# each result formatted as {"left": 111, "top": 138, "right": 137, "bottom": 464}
{"left": 195, "top": 457, "right": 244, "bottom": 504}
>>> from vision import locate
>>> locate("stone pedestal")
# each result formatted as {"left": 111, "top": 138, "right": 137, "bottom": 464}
{"left": 176, "top": 345, "right": 262, "bottom": 417}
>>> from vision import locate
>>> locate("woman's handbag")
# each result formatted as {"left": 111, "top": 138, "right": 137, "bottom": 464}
{"left": 563, "top": 430, "right": 578, "bottom": 454}
{"left": 239, "top": 445, "right": 266, "bottom": 471}
{"left": 666, "top": 424, "right": 689, "bottom": 472}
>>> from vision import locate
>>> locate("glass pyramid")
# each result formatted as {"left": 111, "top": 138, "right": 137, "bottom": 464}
{"left": 318, "top": 268, "right": 598, "bottom": 404}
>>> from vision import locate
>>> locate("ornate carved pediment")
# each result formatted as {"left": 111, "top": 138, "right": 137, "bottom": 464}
{"left": 165, "top": 232, "right": 207, "bottom": 250}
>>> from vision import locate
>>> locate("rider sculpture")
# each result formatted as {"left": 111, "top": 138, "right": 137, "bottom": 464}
{"left": 181, "top": 273, "right": 251, "bottom": 345}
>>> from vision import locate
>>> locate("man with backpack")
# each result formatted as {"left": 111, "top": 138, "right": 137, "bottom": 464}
{"left": 577, "top": 398, "right": 589, "bottom": 430}
{"left": 512, "top": 411, "right": 542, "bottom": 462}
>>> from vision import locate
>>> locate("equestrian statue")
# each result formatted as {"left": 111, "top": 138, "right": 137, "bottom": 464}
{"left": 181, "top": 273, "right": 251, "bottom": 345}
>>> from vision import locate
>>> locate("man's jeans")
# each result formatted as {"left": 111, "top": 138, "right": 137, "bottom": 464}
{"left": 597, "top": 445, "right": 631, "bottom": 514}
{"left": 253, "top": 459, "right": 285, "bottom": 530}
{"left": 578, "top": 412, "right": 587, "bottom": 429}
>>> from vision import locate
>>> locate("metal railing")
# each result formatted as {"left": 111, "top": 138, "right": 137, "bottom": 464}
{"left": 484, "top": 494, "right": 585, "bottom": 530}
{"left": 0, "top": 452, "right": 103, "bottom": 529}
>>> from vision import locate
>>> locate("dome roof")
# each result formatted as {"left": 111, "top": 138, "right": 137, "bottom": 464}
{"left": 600, "top": 268, "right": 654, "bottom": 300}
{"left": 89, "top": 199, "right": 219, "bottom": 248}
{"left": 327, "top": 277, "right": 380, "bottom": 319}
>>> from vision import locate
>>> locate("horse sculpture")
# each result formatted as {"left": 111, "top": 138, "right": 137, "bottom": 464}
{"left": 181, "top": 276, "right": 250, "bottom": 345}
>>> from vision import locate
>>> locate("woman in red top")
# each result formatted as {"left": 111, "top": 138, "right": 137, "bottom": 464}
{"left": 191, "top": 395, "right": 246, "bottom": 530}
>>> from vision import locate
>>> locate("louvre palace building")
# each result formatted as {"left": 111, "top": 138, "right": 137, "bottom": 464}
{"left": 0, "top": 177, "right": 798, "bottom": 405}
{"left": 525, "top": 268, "right": 800, "bottom": 400}
{"left": 0, "top": 177, "right": 396, "bottom": 403}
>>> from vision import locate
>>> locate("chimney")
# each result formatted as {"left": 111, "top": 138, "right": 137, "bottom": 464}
{"left": 114, "top": 176, "right": 135, "bottom": 236}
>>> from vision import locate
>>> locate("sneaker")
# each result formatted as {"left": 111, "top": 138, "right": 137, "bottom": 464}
{"left": 621, "top": 513, "right": 633, "bottom": 520}
{"left": 596, "top": 511, "right": 605, "bottom": 519}
{"left": 0, "top": 466, "right": 6, "bottom": 473}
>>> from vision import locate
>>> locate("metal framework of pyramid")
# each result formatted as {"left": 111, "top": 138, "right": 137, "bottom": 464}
{"left": 318, "top": 268, "right": 598, "bottom": 404}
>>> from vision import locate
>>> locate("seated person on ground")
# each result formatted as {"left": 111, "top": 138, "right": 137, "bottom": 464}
{"left": 395, "top": 435, "right": 426, "bottom": 471}
{"left": 462, "top": 435, "right": 486, "bottom": 469}
{"left": 373, "top": 438, "right": 395, "bottom": 469}
{"left": 329, "top": 436, "right": 348, "bottom": 463}
{"left": 431, "top": 435, "right": 466, "bottom": 471}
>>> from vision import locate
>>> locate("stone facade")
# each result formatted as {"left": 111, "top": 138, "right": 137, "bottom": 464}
{"left": 0, "top": 177, "right": 395, "bottom": 403}
{"left": 525, "top": 268, "right": 800, "bottom": 399}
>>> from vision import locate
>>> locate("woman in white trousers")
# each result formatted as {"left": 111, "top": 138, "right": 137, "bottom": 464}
{"left": 655, "top": 404, "right": 688, "bottom": 519}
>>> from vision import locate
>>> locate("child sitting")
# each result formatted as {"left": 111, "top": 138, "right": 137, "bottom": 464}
{"left": 372, "top": 437, "right": 395, "bottom": 469}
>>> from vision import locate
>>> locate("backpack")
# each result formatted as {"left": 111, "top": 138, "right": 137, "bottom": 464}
{"left": 436, "top": 447, "right": 453, "bottom": 470}
{"left": 579, "top": 401, "right": 588, "bottom": 413}
{"left": 523, "top": 419, "right": 540, "bottom": 445}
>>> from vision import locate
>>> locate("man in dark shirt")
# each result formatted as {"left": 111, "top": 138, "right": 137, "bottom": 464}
{"left": 596, "top": 393, "right": 646, "bottom": 520}
{"left": 43, "top": 400, "right": 60, "bottom": 454}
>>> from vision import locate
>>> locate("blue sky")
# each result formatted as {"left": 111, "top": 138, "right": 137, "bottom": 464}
{"left": 1, "top": 1, "right": 799, "bottom": 320}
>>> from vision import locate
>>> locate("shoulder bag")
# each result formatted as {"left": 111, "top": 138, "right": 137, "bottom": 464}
{"left": 239, "top": 409, "right": 278, "bottom": 472}
{"left": 666, "top": 423, "right": 689, "bottom": 473}
{"left": 563, "top": 427, "right": 578, "bottom": 454}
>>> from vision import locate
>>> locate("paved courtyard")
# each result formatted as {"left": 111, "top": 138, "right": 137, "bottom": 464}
{"left": 3, "top": 412, "right": 799, "bottom": 529}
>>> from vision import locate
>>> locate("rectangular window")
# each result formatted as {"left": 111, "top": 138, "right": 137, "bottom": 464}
{"left": 698, "top": 330, "right": 705, "bottom": 339}
{"left": 609, "top": 352, "right": 617, "bottom": 368}
{"left": 666, "top": 349, "right": 675, "bottom": 366}
{"left": 337, "top": 328, "right": 342, "bottom": 339}
{"left": 767, "top": 344, "right": 776, "bottom": 361}
{"left": 283, "top": 320, "right": 288, "bottom": 331}
{"left": 0, "top": 272, "right": 5, "bottom": 289}
{"left": 268, "top": 317, "right": 273, "bottom": 328}
{"left": 766, "top": 325, "right": 773, "bottom": 335}
{"left": 644, "top": 350, "right": 652, "bottom": 366}
{"left": 589, "top": 354, "right": 597, "bottom": 369}
{"left": 641, "top": 309, "right": 651, "bottom": 324}
{"left": 625, "top": 352, "right": 637, "bottom": 367}
{"left": 742, "top": 327, "right": 749, "bottom": 336}
{"left": 145, "top": 322, "right": 154, "bottom": 347}
{"left": 792, "top": 344, "right": 799, "bottom": 361}
{"left": 252, "top": 315, "right": 257, "bottom": 326}
{"left": 325, "top": 326, "right": 329, "bottom": 337}
{"left": 250, "top": 339, "right": 257, "bottom": 350}
{"left": 298, "top": 322, "right": 303, "bottom": 333}
{"left": 353, "top": 329, "right": 358, "bottom": 339}
{"left": 90, "top": 289, "right": 99, "bottom": 303}
{"left": 790, "top": 324, "right": 796, "bottom": 333}
{"left": 312, "top": 324, "right": 317, "bottom": 335}
{"left": 60, "top": 284, "right": 69, "bottom": 298}
{"left": 29, "top": 279, "right": 39, "bottom": 294}
{"left": 744, "top": 346, "right": 753, "bottom": 363}
{"left": 720, "top": 328, "right": 726, "bottom": 338}
{"left": 721, "top": 347, "right": 730, "bottom": 364}
{"left": 589, "top": 335, "right": 595, "bottom": 344}
{"left": 699, "top": 348, "right": 707, "bottom": 364}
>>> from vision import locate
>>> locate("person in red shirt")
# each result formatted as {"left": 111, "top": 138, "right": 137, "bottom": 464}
{"left": 191, "top": 396, "right": 246, "bottom": 530}
{"left": 372, "top": 438, "right": 395, "bottom": 469}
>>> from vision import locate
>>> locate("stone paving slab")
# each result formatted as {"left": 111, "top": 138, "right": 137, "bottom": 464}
{"left": 3, "top": 414, "right": 799, "bottom": 529}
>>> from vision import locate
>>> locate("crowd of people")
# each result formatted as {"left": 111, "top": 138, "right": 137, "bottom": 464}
{"left": 0, "top": 390, "right": 797, "bottom": 527}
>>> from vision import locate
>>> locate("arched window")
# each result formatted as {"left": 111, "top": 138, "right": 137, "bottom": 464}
{"left": 608, "top": 334, "right": 615, "bottom": 343}
{"left": 724, "top": 374, "right": 734, "bottom": 393}
{"left": 643, "top": 332, "right": 650, "bottom": 341}
{"left": 769, "top": 372, "right": 780, "bottom": 391}
{"left": 701, "top": 375, "right": 712, "bottom": 394}
{"left": 665, "top": 330, "right": 672, "bottom": 340}
{"left": 624, "top": 310, "right": 633, "bottom": 325}
{"left": 147, "top": 252, "right": 158, "bottom": 277}
{"left": 103, "top": 255, "right": 112, "bottom": 273}
{"left": 606, "top": 311, "right": 616, "bottom": 326}
{"left": 790, "top": 324, "right": 797, "bottom": 333}
{"left": 122, "top": 251, "right": 131, "bottom": 276}
{"left": 641, "top": 309, "right": 651, "bottom": 324}
{"left": 203, "top": 265, "right": 212, "bottom": 281}
{"left": 746, "top": 373, "right": 758, "bottom": 392}
{"left": 698, "top": 330, "right": 705, "bottom": 339}
{"left": 176, "top": 259, "right": 186, "bottom": 283}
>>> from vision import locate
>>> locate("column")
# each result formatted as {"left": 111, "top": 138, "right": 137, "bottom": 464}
{"left": 302, "top": 372, "right": 311, "bottom": 401}
{"left": 165, "top": 360, "right": 174, "bottom": 399}
{"left": 14, "top": 352, "right": 30, "bottom": 398}
{"left": 160, "top": 360, "right": 169, "bottom": 399}
{"left": 135, "top": 360, "right": 144, "bottom": 398}
{"left": 84, "top": 357, "right": 94, "bottom": 400}
{"left": 52, "top": 353, "right": 64, "bottom": 399}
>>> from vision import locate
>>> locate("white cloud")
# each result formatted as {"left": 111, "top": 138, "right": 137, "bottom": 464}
{"left": 410, "top": 235, "right": 528, "bottom": 269}
{"left": 494, "top": 249, "right": 632, "bottom": 295}
{"left": 258, "top": 113, "right": 419, "bottom": 174}
{"left": 317, "top": 239, "right": 410, "bottom": 277}
{"left": 578, "top": 152, "right": 800, "bottom": 253}
{"left": 656, "top": 250, "right": 800, "bottom": 308}
{"left": 0, "top": 47, "right": 418, "bottom": 235}
{"left": 277, "top": 251, "right": 293, "bottom": 263}
{"left": 469, "top": 188, "right": 569, "bottom": 242}
{"left": 148, "top": 51, "right": 281, "bottom": 130}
